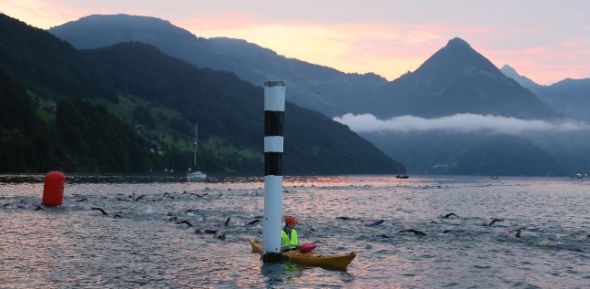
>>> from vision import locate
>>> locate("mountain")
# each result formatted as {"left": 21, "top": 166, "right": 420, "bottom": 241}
{"left": 0, "top": 13, "right": 404, "bottom": 174}
{"left": 49, "top": 14, "right": 390, "bottom": 117}
{"left": 362, "top": 131, "right": 573, "bottom": 176}
{"left": 543, "top": 78, "right": 590, "bottom": 121}
{"left": 501, "top": 65, "right": 590, "bottom": 121}
{"left": 47, "top": 14, "right": 587, "bottom": 176}
{"left": 378, "top": 38, "right": 559, "bottom": 119}
{"left": 500, "top": 65, "right": 544, "bottom": 94}
{"left": 50, "top": 16, "right": 561, "bottom": 120}
{"left": 448, "top": 135, "right": 564, "bottom": 176}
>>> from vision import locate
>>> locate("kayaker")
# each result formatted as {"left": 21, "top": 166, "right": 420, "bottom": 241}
{"left": 281, "top": 216, "right": 299, "bottom": 251}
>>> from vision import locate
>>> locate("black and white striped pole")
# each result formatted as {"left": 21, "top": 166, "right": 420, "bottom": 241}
{"left": 262, "top": 80, "right": 286, "bottom": 262}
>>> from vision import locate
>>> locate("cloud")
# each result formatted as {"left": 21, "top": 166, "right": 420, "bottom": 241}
{"left": 333, "top": 113, "right": 590, "bottom": 134}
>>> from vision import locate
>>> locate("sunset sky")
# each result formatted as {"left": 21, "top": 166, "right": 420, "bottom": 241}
{"left": 2, "top": 0, "right": 589, "bottom": 85}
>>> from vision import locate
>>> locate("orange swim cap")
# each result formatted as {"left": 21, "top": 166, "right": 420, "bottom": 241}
{"left": 285, "top": 216, "right": 298, "bottom": 225}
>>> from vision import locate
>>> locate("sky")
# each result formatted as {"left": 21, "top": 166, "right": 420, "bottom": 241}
{"left": 2, "top": 0, "right": 589, "bottom": 85}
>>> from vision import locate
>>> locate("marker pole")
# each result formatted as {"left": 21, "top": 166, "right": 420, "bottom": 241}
{"left": 262, "top": 80, "right": 286, "bottom": 262}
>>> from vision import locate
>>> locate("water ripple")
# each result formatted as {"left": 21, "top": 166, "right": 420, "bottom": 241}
{"left": 1, "top": 175, "right": 590, "bottom": 288}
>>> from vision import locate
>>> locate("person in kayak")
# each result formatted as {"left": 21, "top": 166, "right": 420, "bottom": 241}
{"left": 281, "top": 216, "right": 299, "bottom": 251}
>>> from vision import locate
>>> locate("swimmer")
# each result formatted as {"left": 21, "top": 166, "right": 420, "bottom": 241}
{"left": 399, "top": 229, "right": 427, "bottom": 236}
{"left": 246, "top": 219, "right": 260, "bottom": 226}
{"left": 216, "top": 232, "right": 226, "bottom": 240}
{"left": 506, "top": 228, "right": 523, "bottom": 238}
{"left": 482, "top": 218, "right": 504, "bottom": 227}
{"left": 443, "top": 229, "right": 465, "bottom": 234}
{"left": 365, "top": 219, "right": 385, "bottom": 227}
{"left": 541, "top": 239, "right": 557, "bottom": 247}
{"left": 91, "top": 207, "right": 108, "bottom": 216}
{"left": 176, "top": 220, "right": 194, "bottom": 227}
{"left": 439, "top": 213, "right": 460, "bottom": 219}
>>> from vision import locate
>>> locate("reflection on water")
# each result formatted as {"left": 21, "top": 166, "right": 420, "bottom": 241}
{"left": 1, "top": 175, "right": 590, "bottom": 288}
{"left": 260, "top": 262, "right": 303, "bottom": 287}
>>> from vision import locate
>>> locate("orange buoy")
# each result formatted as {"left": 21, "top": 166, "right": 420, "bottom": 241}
{"left": 42, "top": 171, "right": 65, "bottom": 207}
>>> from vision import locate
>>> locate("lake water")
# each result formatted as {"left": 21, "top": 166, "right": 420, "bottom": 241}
{"left": 1, "top": 174, "right": 589, "bottom": 288}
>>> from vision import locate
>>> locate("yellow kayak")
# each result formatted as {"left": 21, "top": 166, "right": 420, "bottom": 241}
{"left": 249, "top": 240, "right": 356, "bottom": 270}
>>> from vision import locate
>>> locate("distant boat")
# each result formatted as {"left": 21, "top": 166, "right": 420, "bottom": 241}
{"left": 396, "top": 175, "right": 409, "bottom": 179}
{"left": 187, "top": 169, "right": 206, "bottom": 182}
{"left": 572, "top": 173, "right": 587, "bottom": 179}
{"left": 187, "top": 122, "right": 206, "bottom": 182}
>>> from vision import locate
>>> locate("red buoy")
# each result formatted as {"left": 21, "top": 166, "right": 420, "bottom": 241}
{"left": 42, "top": 171, "right": 65, "bottom": 207}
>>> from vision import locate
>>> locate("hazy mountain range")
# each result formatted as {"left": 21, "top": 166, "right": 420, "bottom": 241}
{"left": 501, "top": 65, "right": 590, "bottom": 121}
{"left": 2, "top": 12, "right": 588, "bottom": 176}
{"left": 50, "top": 14, "right": 562, "bottom": 120}
{"left": 49, "top": 14, "right": 389, "bottom": 117}
{"left": 0, "top": 13, "right": 403, "bottom": 174}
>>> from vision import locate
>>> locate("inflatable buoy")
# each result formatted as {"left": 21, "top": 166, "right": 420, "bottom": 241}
{"left": 42, "top": 171, "right": 65, "bottom": 207}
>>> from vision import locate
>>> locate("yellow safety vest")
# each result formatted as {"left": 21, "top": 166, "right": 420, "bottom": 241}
{"left": 281, "top": 228, "right": 299, "bottom": 249}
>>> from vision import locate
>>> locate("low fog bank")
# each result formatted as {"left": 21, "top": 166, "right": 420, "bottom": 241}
{"left": 333, "top": 113, "right": 590, "bottom": 134}
{"left": 338, "top": 113, "right": 590, "bottom": 176}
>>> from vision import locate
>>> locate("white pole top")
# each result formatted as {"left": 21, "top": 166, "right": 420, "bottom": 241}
{"left": 264, "top": 81, "right": 286, "bottom": 112}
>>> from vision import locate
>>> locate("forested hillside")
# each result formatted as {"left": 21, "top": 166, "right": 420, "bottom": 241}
{"left": 0, "top": 14, "right": 404, "bottom": 175}
{"left": 0, "top": 70, "right": 169, "bottom": 172}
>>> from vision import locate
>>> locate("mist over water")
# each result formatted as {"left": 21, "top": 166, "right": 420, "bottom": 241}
{"left": 1, "top": 175, "right": 590, "bottom": 288}
{"left": 334, "top": 113, "right": 590, "bottom": 134}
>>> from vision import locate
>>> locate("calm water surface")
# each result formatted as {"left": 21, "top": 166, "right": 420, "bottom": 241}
{"left": 1, "top": 175, "right": 589, "bottom": 288}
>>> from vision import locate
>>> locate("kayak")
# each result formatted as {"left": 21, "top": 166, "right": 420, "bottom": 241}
{"left": 249, "top": 240, "right": 356, "bottom": 270}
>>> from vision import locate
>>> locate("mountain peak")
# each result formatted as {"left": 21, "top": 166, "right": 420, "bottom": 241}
{"left": 74, "top": 14, "right": 172, "bottom": 27}
{"left": 413, "top": 37, "right": 495, "bottom": 75}
{"left": 446, "top": 37, "right": 471, "bottom": 50}
{"left": 500, "top": 64, "right": 522, "bottom": 80}
{"left": 388, "top": 38, "right": 558, "bottom": 119}
{"left": 500, "top": 64, "right": 543, "bottom": 91}
{"left": 49, "top": 14, "right": 198, "bottom": 50}
{"left": 501, "top": 64, "right": 517, "bottom": 74}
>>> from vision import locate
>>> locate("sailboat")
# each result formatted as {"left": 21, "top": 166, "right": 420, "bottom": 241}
{"left": 187, "top": 122, "right": 206, "bottom": 182}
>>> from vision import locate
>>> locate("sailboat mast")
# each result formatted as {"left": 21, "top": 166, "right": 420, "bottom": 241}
{"left": 194, "top": 122, "right": 198, "bottom": 168}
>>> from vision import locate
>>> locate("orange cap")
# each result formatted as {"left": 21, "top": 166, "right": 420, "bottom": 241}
{"left": 285, "top": 216, "right": 298, "bottom": 225}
